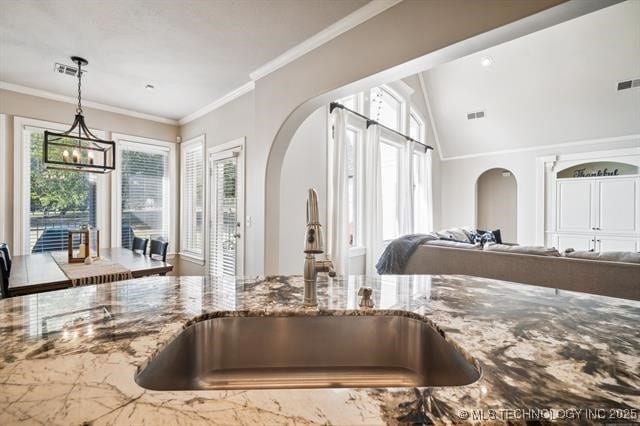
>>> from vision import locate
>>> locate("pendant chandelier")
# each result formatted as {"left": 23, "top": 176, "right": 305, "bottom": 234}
{"left": 44, "top": 56, "right": 115, "bottom": 174}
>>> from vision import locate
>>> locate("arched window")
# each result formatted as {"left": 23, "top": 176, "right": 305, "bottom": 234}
{"left": 409, "top": 110, "right": 424, "bottom": 141}
{"left": 370, "top": 86, "right": 402, "bottom": 131}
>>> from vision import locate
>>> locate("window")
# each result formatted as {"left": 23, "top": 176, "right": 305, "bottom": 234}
{"left": 15, "top": 119, "right": 105, "bottom": 255}
{"left": 409, "top": 111, "right": 423, "bottom": 141}
{"left": 370, "top": 87, "right": 402, "bottom": 131}
{"left": 329, "top": 84, "right": 433, "bottom": 265}
{"left": 380, "top": 140, "right": 400, "bottom": 241}
{"left": 180, "top": 136, "right": 204, "bottom": 260}
{"left": 117, "top": 140, "right": 171, "bottom": 248}
{"left": 339, "top": 94, "right": 360, "bottom": 112}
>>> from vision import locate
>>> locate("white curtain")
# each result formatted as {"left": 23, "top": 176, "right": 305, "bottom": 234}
{"left": 413, "top": 149, "right": 434, "bottom": 233}
{"left": 327, "top": 108, "right": 349, "bottom": 275}
{"left": 398, "top": 141, "right": 414, "bottom": 235}
{"left": 363, "top": 125, "right": 384, "bottom": 275}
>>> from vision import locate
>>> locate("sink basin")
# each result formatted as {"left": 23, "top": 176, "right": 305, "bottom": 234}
{"left": 135, "top": 314, "right": 480, "bottom": 390}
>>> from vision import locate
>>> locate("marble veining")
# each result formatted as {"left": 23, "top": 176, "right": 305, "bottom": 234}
{"left": 0, "top": 274, "right": 638, "bottom": 425}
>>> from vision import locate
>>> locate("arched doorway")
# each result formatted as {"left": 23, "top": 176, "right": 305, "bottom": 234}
{"left": 476, "top": 168, "right": 517, "bottom": 243}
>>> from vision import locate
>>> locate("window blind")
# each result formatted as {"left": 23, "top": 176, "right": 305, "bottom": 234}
{"left": 180, "top": 142, "right": 204, "bottom": 258}
{"left": 120, "top": 143, "right": 170, "bottom": 248}
{"left": 209, "top": 156, "right": 238, "bottom": 276}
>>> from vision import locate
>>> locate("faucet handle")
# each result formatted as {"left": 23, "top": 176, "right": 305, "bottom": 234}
{"left": 358, "top": 287, "right": 374, "bottom": 308}
{"left": 316, "top": 259, "right": 335, "bottom": 276}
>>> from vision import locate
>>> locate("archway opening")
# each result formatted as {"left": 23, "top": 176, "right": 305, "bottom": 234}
{"left": 476, "top": 168, "right": 517, "bottom": 243}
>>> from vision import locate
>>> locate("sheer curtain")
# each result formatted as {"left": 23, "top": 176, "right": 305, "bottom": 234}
{"left": 327, "top": 108, "right": 349, "bottom": 275}
{"left": 363, "top": 125, "right": 384, "bottom": 275}
{"left": 414, "top": 149, "right": 433, "bottom": 233}
{"left": 398, "top": 141, "right": 414, "bottom": 235}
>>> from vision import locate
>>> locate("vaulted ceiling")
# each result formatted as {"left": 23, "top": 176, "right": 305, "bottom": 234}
{"left": 422, "top": 0, "right": 640, "bottom": 159}
{"left": 0, "top": 0, "right": 368, "bottom": 121}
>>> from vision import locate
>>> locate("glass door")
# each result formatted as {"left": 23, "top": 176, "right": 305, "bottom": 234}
{"left": 208, "top": 146, "right": 243, "bottom": 276}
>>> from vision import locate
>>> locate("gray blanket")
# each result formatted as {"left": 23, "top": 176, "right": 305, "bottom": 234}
{"left": 376, "top": 233, "right": 438, "bottom": 274}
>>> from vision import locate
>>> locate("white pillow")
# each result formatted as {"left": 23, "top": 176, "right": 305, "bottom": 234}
{"left": 564, "top": 251, "right": 640, "bottom": 264}
{"left": 484, "top": 243, "right": 561, "bottom": 257}
{"left": 425, "top": 240, "right": 481, "bottom": 249}
{"left": 436, "top": 227, "right": 471, "bottom": 242}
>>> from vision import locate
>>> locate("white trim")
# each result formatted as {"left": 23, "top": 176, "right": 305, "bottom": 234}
{"left": 392, "top": 79, "right": 414, "bottom": 98}
{"left": 206, "top": 138, "right": 246, "bottom": 276}
{"left": 441, "top": 134, "right": 640, "bottom": 162}
{"left": 178, "top": 252, "right": 206, "bottom": 266}
{"left": 0, "top": 81, "right": 178, "bottom": 125}
{"left": 249, "top": 0, "right": 403, "bottom": 81}
{"left": 110, "top": 133, "right": 177, "bottom": 254}
{"left": 179, "top": 81, "right": 255, "bottom": 125}
{"left": 417, "top": 73, "right": 444, "bottom": 161}
{"left": 179, "top": 134, "right": 206, "bottom": 261}
{"left": 0, "top": 114, "right": 7, "bottom": 243}
{"left": 12, "top": 116, "right": 107, "bottom": 255}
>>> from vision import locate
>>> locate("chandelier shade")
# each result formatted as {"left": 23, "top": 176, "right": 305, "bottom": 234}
{"left": 43, "top": 56, "right": 116, "bottom": 174}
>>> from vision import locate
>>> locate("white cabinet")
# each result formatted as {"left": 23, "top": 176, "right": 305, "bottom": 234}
{"left": 556, "top": 234, "right": 594, "bottom": 252}
{"left": 557, "top": 180, "right": 593, "bottom": 232}
{"left": 597, "top": 179, "right": 637, "bottom": 233}
{"left": 552, "top": 175, "right": 639, "bottom": 252}
{"left": 597, "top": 237, "right": 638, "bottom": 252}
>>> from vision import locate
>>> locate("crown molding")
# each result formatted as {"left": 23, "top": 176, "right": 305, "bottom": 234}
{"left": 179, "top": 81, "right": 255, "bottom": 125}
{"left": 249, "top": 0, "right": 403, "bottom": 81}
{"left": 441, "top": 134, "right": 640, "bottom": 162}
{"left": 0, "top": 81, "right": 179, "bottom": 125}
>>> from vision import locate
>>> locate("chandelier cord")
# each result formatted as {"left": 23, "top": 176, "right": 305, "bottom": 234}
{"left": 76, "top": 62, "right": 83, "bottom": 115}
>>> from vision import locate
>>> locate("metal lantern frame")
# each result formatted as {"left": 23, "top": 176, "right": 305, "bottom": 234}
{"left": 44, "top": 56, "right": 115, "bottom": 174}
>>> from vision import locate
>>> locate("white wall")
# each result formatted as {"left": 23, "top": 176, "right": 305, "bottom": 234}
{"left": 179, "top": 91, "right": 255, "bottom": 275}
{"left": 440, "top": 137, "right": 640, "bottom": 245}
{"left": 278, "top": 107, "right": 328, "bottom": 274}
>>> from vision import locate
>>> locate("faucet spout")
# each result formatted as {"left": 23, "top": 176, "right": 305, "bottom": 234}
{"left": 303, "top": 188, "right": 335, "bottom": 307}
{"left": 304, "top": 189, "right": 323, "bottom": 254}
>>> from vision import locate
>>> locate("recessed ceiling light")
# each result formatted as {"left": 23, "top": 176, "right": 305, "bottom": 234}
{"left": 145, "top": 84, "right": 155, "bottom": 91}
{"left": 480, "top": 56, "right": 493, "bottom": 67}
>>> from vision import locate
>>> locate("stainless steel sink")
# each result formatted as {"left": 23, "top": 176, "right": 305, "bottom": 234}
{"left": 135, "top": 314, "right": 480, "bottom": 390}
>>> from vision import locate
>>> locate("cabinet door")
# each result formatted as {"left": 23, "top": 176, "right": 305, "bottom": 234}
{"left": 556, "top": 234, "right": 593, "bottom": 252}
{"left": 597, "top": 237, "right": 637, "bottom": 252}
{"left": 557, "top": 181, "right": 593, "bottom": 232}
{"left": 597, "top": 178, "right": 637, "bottom": 233}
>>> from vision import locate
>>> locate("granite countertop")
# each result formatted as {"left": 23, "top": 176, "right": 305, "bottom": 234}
{"left": 0, "top": 274, "right": 638, "bottom": 425}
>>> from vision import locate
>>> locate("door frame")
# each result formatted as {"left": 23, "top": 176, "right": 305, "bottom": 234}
{"left": 206, "top": 138, "right": 245, "bottom": 276}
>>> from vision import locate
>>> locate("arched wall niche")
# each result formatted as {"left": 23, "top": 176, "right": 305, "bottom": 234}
{"left": 475, "top": 168, "right": 518, "bottom": 243}
{"left": 556, "top": 161, "right": 639, "bottom": 178}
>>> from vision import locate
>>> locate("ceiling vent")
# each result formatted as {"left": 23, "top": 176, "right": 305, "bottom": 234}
{"left": 617, "top": 78, "right": 640, "bottom": 91}
{"left": 54, "top": 62, "right": 86, "bottom": 77}
{"left": 467, "top": 110, "right": 485, "bottom": 120}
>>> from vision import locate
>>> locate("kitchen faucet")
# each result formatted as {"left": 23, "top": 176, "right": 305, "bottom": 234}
{"left": 303, "top": 188, "right": 336, "bottom": 307}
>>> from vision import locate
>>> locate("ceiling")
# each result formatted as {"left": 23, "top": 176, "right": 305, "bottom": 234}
{"left": 0, "top": 0, "right": 368, "bottom": 121}
{"left": 422, "top": 0, "right": 640, "bottom": 159}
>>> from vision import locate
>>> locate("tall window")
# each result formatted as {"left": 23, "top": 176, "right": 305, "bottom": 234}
{"left": 119, "top": 141, "right": 170, "bottom": 248}
{"left": 330, "top": 84, "right": 432, "bottom": 262}
{"left": 23, "top": 125, "right": 99, "bottom": 253}
{"left": 380, "top": 140, "right": 400, "bottom": 241}
{"left": 409, "top": 111, "right": 423, "bottom": 141}
{"left": 180, "top": 137, "right": 204, "bottom": 260}
{"left": 370, "top": 87, "right": 403, "bottom": 131}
